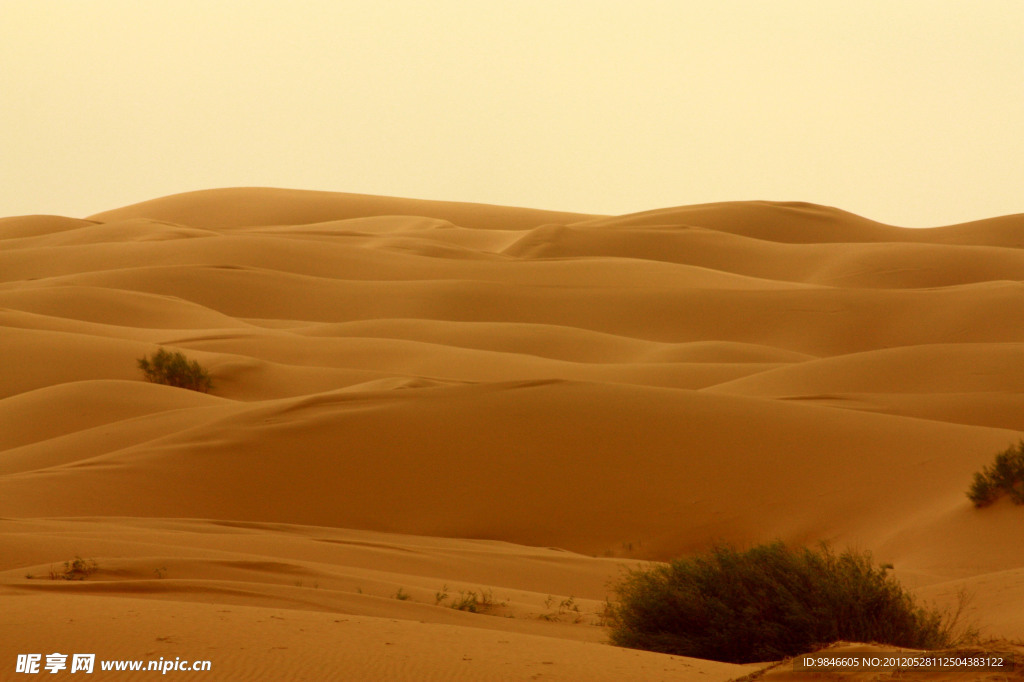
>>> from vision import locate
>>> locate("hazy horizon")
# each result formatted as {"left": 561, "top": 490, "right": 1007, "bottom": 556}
{"left": 3, "top": 0, "right": 1022, "bottom": 226}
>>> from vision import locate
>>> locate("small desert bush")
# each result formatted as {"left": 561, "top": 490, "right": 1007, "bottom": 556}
{"left": 608, "top": 542, "right": 964, "bottom": 664}
{"left": 137, "top": 348, "right": 212, "bottom": 393}
{"left": 540, "top": 595, "right": 583, "bottom": 623}
{"left": 49, "top": 556, "right": 98, "bottom": 581}
{"left": 967, "top": 440, "right": 1024, "bottom": 507}
{"left": 449, "top": 589, "right": 500, "bottom": 614}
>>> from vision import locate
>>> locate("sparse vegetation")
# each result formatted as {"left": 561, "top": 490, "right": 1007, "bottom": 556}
{"left": 968, "top": 440, "right": 1024, "bottom": 507}
{"left": 137, "top": 348, "right": 212, "bottom": 393}
{"left": 49, "top": 556, "right": 98, "bottom": 581}
{"left": 540, "top": 595, "right": 583, "bottom": 623}
{"left": 450, "top": 591, "right": 484, "bottom": 612}
{"left": 607, "top": 542, "right": 971, "bottom": 664}
{"left": 394, "top": 587, "right": 411, "bottom": 601}
{"left": 595, "top": 598, "right": 615, "bottom": 627}
{"left": 449, "top": 589, "right": 500, "bottom": 614}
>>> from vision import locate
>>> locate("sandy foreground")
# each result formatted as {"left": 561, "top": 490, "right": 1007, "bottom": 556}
{"left": 1, "top": 187, "right": 1023, "bottom": 680}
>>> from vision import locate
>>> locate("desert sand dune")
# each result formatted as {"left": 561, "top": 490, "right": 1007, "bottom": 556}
{"left": 13, "top": 265, "right": 1023, "bottom": 357}
{"left": 0, "top": 214, "right": 98, "bottom": 239}
{"left": 705, "top": 343, "right": 1024, "bottom": 396}
{"left": 1, "top": 378, "right": 1018, "bottom": 561}
{"left": 0, "top": 380, "right": 229, "bottom": 452}
{"left": 800, "top": 391, "right": 1024, "bottom": 431}
{"left": 574, "top": 200, "right": 1024, "bottom": 248}
{"left": 0, "top": 286, "right": 251, "bottom": 329}
{"left": 3, "top": 187, "right": 1023, "bottom": 679}
{"left": 86, "top": 187, "right": 600, "bottom": 231}
{"left": 506, "top": 223, "right": 1024, "bottom": 288}
{"left": 2, "top": 236, "right": 816, "bottom": 290}
{"left": 0, "top": 218, "right": 218, "bottom": 249}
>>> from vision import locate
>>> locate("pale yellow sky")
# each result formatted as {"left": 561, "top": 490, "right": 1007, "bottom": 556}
{"left": 2, "top": 0, "right": 1022, "bottom": 225}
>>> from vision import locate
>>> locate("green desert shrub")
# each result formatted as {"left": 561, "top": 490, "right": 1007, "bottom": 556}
{"left": 967, "top": 440, "right": 1024, "bottom": 508}
{"left": 137, "top": 348, "right": 212, "bottom": 393}
{"left": 49, "top": 556, "right": 98, "bottom": 581}
{"left": 608, "top": 542, "right": 962, "bottom": 664}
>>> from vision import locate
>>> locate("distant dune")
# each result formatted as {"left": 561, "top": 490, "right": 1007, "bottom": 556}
{"left": 2, "top": 187, "right": 1022, "bottom": 680}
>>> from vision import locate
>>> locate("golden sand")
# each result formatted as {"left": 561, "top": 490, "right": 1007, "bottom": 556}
{"left": 2, "top": 188, "right": 1022, "bottom": 679}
